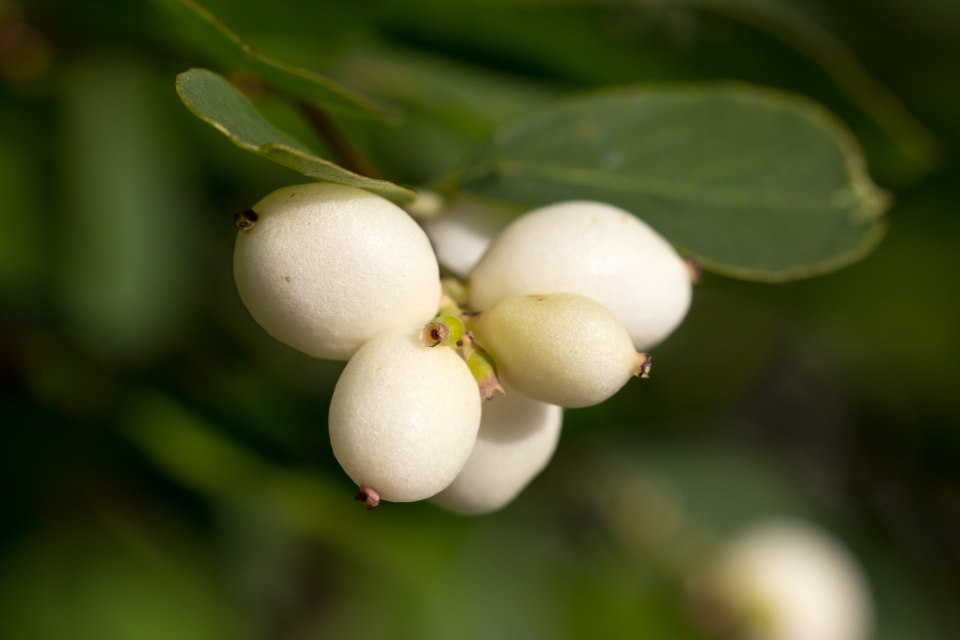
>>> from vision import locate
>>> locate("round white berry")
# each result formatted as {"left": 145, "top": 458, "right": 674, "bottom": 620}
{"left": 469, "top": 293, "right": 648, "bottom": 408}
{"left": 469, "top": 200, "right": 692, "bottom": 350}
{"left": 328, "top": 330, "right": 482, "bottom": 503}
{"left": 700, "top": 519, "right": 873, "bottom": 640}
{"left": 432, "top": 387, "right": 562, "bottom": 514}
{"left": 233, "top": 183, "right": 441, "bottom": 360}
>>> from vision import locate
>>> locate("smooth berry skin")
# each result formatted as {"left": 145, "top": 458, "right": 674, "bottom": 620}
{"left": 234, "top": 183, "right": 441, "bottom": 361}
{"left": 469, "top": 200, "right": 692, "bottom": 350}
{"left": 703, "top": 520, "right": 873, "bottom": 640}
{"left": 432, "top": 387, "right": 562, "bottom": 515}
{"left": 329, "top": 330, "right": 482, "bottom": 503}
{"left": 470, "top": 293, "right": 644, "bottom": 408}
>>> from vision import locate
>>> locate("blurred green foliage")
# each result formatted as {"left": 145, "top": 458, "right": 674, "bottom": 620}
{"left": 1, "top": 0, "right": 958, "bottom": 638}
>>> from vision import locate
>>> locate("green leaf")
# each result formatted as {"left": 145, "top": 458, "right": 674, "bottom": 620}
{"left": 370, "top": 0, "right": 937, "bottom": 182}
{"left": 635, "top": 0, "right": 941, "bottom": 177}
{"left": 59, "top": 56, "right": 195, "bottom": 362}
{"left": 0, "top": 105, "right": 46, "bottom": 296}
{"left": 157, "top": 0, "right": 394, "bottom": 120}
{"left": 0, "top": 523, "right": 246, "bottom": 640}
{"left": 176, "top": 68, "right": 414, "bottom": 203}
{"left": 463, "top": 84, "right": 889, "bottom": 280}
{"left": 327, "top": 43, "right": 560, "bottom": 185}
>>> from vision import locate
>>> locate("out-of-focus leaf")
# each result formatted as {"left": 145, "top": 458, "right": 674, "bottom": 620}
{"left": 464, "top": 84, "right": 889, "bottom": 280}
{"left": 634, "top": 0, "right": 941, "bottom": 176}
{"left": 176, "top": 68, "right": 414, "bottom": 202}
{"left": 327, "top": 44, "right": 560, "bottom": 183}
{"left": 617, "top": 439, "right": 818, "bottom": 537}
{"left": 0, "top": 523, "right": 245, "bottom": 640}
{"left": 58, "top": 56, "right": 194, "bottom": 363}
{"left": 0, "top": 106, "right": 45, "bottom": 295}
{"left": 331, "top": 44, "right": 558, "bottom": 129}
{"left": 374, "top": 0, "right": 937, "bottom": 183}
{"left": 122, "top": 390, "right": 459, "bottom": 583}
{"left": 156, "top": 0, "right": 393, "bottom": 120}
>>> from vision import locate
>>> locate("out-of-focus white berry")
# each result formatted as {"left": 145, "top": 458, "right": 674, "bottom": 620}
{"left": 700, "top": 519, "right": 873, "bottom": 640}
{"left": 469, "top": 293, "right": 649, "bottom": 408}
{"left": 468, "top": 200, "right": 692, "bottom": 350}
{"left": 432, "top": 387, "right": 562, "bottom": 514}
{"left": 233, "top": 183, "right": 441, "bottom": 361}
{"left": 328, "top": 330, "right": 482, "bottom": 503}
{"left": 422, "top": 198, "right": 514, "bottom": 278}
{"left": 403, "top": 189, "right": 445, "bottom": 219}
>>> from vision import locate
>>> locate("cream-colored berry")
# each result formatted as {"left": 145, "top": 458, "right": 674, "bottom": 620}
{"left": 422, "top": 197, "right": 512, "bottom": 278}
{"left": 432, "top": 387, "right": 562, "bottom": 514}
{"left": 233, "top": 183, "right": 441, "bottom": 360}
{"left": 328, "top": 330, "right": 482, "bottom": 503}
{"left": 469, "top": 200, "right": 692, "bottom": 350}
{"left": 469, "top": 293, "right": 649, "bottom": 408}
{"left": 699, "top": 519, "right": 873, "bottom": 640}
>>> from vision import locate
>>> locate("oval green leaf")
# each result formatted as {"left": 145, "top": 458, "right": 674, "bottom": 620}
{"left": 176, "top": 68, "right": 414, "bottom": 203}
{"left": 463, "top": 84, "right": 890, "bottom": 280}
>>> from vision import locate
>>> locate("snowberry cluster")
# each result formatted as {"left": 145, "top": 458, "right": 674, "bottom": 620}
{"left": 233, "top": 182, "right": 692, "bottom": 513}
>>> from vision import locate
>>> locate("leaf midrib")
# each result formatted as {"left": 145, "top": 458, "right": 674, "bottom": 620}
{"left": 488, "top": 159, "right": 864, "bottom": 213}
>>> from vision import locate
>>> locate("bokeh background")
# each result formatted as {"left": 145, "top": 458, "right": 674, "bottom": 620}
{"left": 2, "top": 0, "right": 958, "bottom": 638}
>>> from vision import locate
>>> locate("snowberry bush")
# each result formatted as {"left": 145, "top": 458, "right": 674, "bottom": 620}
{"left": 233, "top": 182, "right": 692, "bottom": 512}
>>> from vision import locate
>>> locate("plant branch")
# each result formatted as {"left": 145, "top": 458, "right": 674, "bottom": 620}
{"left": 296, "top": 100, "right": 381, "bottom": 179}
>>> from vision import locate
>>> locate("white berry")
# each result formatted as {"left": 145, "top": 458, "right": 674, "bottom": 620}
{"left": 699, "top": 519, "right": 873, "bottom": 640}
{"left": 432, "top": 387, "right": 562, "bottom": 514}
{"left": 328, "top": 330, "right": 482, "bottom": 503}
{"left": 422, "top": 197, "right": 512, "bottom": 278}
{"left": 469, "top": 293, "right": 649, "bottom": 408}
{"left": 469, "top": 200, "right": 692, "bottom": 350}
{"left": 233, "top": 182, "right": 441, "bottom": 360}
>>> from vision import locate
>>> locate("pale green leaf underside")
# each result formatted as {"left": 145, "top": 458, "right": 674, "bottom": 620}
{"left": 464, "top": 84, "right": 889, "bottom": 280}
{"left": 176, "top": 69, "right": 414, "bottom": 203}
